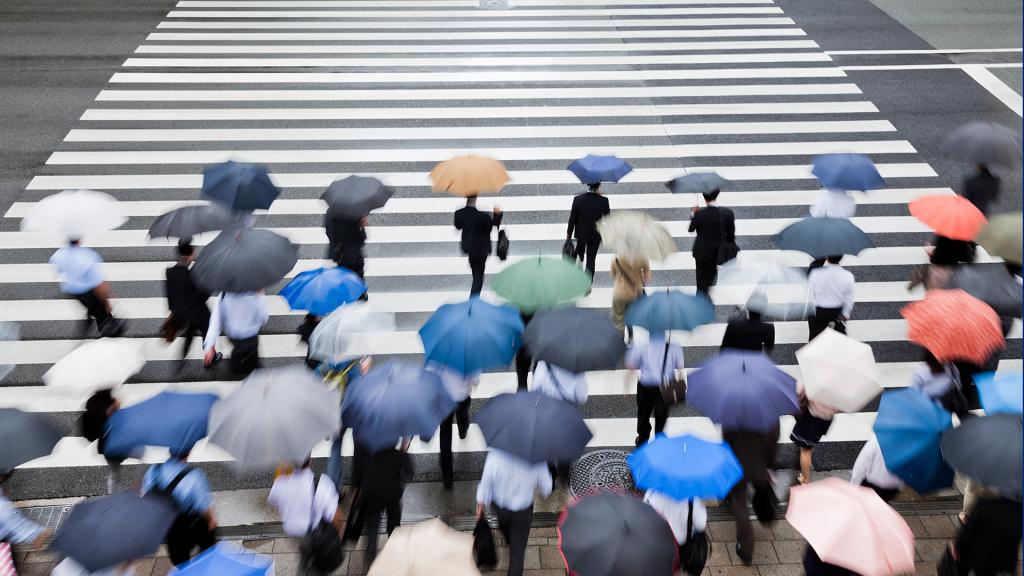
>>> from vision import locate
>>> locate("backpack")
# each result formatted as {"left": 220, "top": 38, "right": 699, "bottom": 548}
{"left": 300, "top": 475, "right": 345, "bottom": 573}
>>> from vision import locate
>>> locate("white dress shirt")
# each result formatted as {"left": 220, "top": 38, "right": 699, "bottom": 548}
{"left": 49, "top": 245, "right": 104, "bottom": 295}
{"left": 643, "top": 490, "right": 707, "bottom": 544}
{"left": 850, "top": 436, "right": 905, "bottom": 491}
{"left": 476, "top": 449, "right": 553, "bottom": 512}
{"left": 808, "top": 264, "right": 855, "bottom": 318}
{"left": 425, "top": 361, "right": 478, "bottom": 403}
{"left": 809, "top": 189, "right": 856, "bottom": 219}
{"left": 909, "top": 363, "right": 957, "bottom": 399}
{"left": 268, "top": 468, "right": 340, "bottom": 537}
{"left": 624, "top": 337, "right": 685, "bottom": 387}
{"left": 533, "top": 361, "right": 589, "bottom": 406}
{"left": 203, "top": 291, "right": 269, "bottom": 351}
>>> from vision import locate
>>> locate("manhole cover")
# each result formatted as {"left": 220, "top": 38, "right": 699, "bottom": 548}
{"left": 479, "top": 0, "right": 509, "bottom": 9}
{"left": 568, "top": 449, "right": 638, "bottom": 498}
{"left": 22, "top": 505, "right": 71, "bottom": 532}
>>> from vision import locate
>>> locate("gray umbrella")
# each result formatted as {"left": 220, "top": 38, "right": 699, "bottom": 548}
{"left": 947, "top": 265, "right": 1023, "bottom": 318}
{"left": 665, "top": 172, "right": 729, "bottom": 195}
{"left": 942, "top": 121, "right": 1022, "bottom": 166}
{"left": 193, "top": 228, "right": 298, "bottom": 293}
{"left": 147, "top": 203, "right": 242, "bottom": 239}
{"left": 522, "top": 307, "right": 626, "bottom": 373}
{"left": 0, "top": 408, "right": 61, "bottom": 471}
{"left": 774, "top": 217, "right": 875, "bottom": 259}
{"left": 940, "top": 414, "right": 1022, "bottom": 499}
{"left": 322, "top": 175, "right": 395, "bottom": 220}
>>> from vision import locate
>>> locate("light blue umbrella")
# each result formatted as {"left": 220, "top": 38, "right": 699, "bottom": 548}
{"left": 665, "top": 172, "right": 729, "bottom": 195}
{"left": 201, "top": 161, "right": 280, "bottom": 211}
{"left": 624, "top": 289, "right": 715, "bottom": 333}
{"left": 567, "top": 154, "right": 633, "bottom": 184}
{"left": 976, "top": 371, "right": 1024, "bottom": 415}
{"left": 873, "top": 388, "right": 954, "bottom": 494}
{"left": 170, "top": 543, "right": 273, "bottom": 576}
{"left": 104, "top": 392, "right": 219, "bottom": 457}
{"left": 279, "top": 266, "right": 366, "bottom": 317}
{"left": 419, "top": 297, "right": 523, "bottom": 376}
{"left": 627, "top": 434, "right": 743, "bottom": 500}
{"left": 811, "top": 154, "right": 885, "bottom": 191}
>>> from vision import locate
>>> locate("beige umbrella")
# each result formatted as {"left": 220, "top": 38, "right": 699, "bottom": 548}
{"left": 367, "top": 518, "right": 481, "bottom": 576}
{"left": 430, "top": 155, "right": 509, "bottom": 197}
{"left": 596, "top": 210, "right": 677, "bottom": 261}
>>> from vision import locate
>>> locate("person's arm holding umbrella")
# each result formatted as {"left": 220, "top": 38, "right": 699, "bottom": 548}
{"left": 839, "top": 269, "right": 854, "bottom": 322}
{"left": 202, "top": 295, "right": 223, "bottom": 366}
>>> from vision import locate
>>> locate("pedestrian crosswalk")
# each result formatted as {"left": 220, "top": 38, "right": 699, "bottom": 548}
{"left": 1, "top": 0, "right": 1019, "bottom": 498}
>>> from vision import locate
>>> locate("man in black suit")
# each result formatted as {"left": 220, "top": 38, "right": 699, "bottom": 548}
{"left": 454, "top": 196, "right": 502, "bottom": 295}
{"left": 688, "top": 190, "right": 735, "bottom": 295}
{"left": 566, "top": 182, "right": 610, "bottom": 278}
{"left": 721, "top": 309, "right": 775, "bottom": 355}
{"left": 962, "top": 164, "right": 999, "bottom": 216}
{"left": 350, "top": 441, "right": 414, "bottom": 562}
{"left": 165, "top": 241, "right": 219, "bottom": 369}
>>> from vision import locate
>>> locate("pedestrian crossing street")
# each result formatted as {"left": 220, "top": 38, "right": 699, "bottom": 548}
{"left": 2, "top": 0, "right": 1021, "bottom": 497}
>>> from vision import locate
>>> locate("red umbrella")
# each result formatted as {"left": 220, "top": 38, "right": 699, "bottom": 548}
{"left": 909, "top": 195, "right": 987, "bottom": 241}
{"left": 901, "top": 289, "right": 1004, "bottom": 364}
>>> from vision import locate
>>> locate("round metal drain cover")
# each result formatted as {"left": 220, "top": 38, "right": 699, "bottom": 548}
{"left": 479, "top": 0, "right": 509, "bottom": 9}
{"left": 569, "top": 449, "right": 638, "bottom": 498}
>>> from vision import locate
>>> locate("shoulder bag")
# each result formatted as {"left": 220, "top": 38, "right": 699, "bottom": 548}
{"left": 473, "top": 515, "right": 498, "bottom": 568}
{"left": 939, "top": 364, "right": 970, "bottom": 418}
{"left": 495, "top": 216, "right": 509, "bottom": 261}
{"left": 300, "top": 475, "right": 345, "bottom": 573}
{"left": 658, "top": 340, "right": 687, "bottom": 406}
{"left": 680, "top": 500, "right": 710, "bottom": 575}
{"left": 715, "top": 210, "right": 739, "bottom": 265}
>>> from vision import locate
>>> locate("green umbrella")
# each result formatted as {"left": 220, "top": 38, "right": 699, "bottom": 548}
{"left": 492, "top": 256, "right": 591, "bottom": 313}
{"left": 976, "top": 212, "right": 1022, "bottom": 265}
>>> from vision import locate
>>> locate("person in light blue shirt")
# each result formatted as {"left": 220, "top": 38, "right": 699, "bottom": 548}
{"left": 49, "top": 240, "right": 114, "bottom": 334}
{"left": 203, "top": 291, "right": 269, "bottom": 375}
{"left": 625, "top": 335, "right": 685, "bottom": 446}
{"left": 0, "top": 472, "right": 47, "bottom": 547}
{"left": 140, "top": 453, "right": 217, "bottom": 566}
{"left": 532, "top": 361, "right": 588, "bottom": 407}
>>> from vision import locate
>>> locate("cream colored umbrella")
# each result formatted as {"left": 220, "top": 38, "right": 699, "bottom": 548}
{"left": 795, "top": 328, "right": 881, "bottom": 413}
{"left": 43, "top": 338, "right": 145, "bottom": 393}
{"left": 430, "top": 155, "right": 509, "bottom": 197}
{"left": 367, "top": 518, "right": 481, "bottom": 576}
{"left": 596, "top": 210, "right": 676, "bottom": 261}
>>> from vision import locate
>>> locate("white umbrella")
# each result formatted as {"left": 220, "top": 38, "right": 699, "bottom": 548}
{"left": 21, "top": 190, "right": 127, "bottom": 240}
{"left": 308, "top": 302, "right": 397, "bottom": 364}
{"left": 795, "top": 328, "right": 881, "bottom": 413}
{"left": 596, "top": 210, "right": 676, "bottom": 261}
{"left": 367, "top": 518, "right": 481, "bottom": 576}
{"left": 43, "top": 338, "right": 145, "bottom": 393}
{"left": 717, "top": 259, "right": 813, "bottom": 320}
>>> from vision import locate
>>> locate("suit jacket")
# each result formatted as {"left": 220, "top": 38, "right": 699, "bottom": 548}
{"left": 165, "top": 264, "right": 211, "bottom": 323}
{"left": 324, "top": 214, "right": 366, "bottom": 262}
{"left": 566, "top": 192, "right": 610, "bottom": 242}
{"left": 962, "top": 169, "right": 999, "bottom": 216}
{"left": 454, "top": 206, "right": 502, "bottom": 259}
{"left": 688, "top": 205, "right": 735, "bottom": 262}
{"left": 351, "top": 446, "right": 415, "bottom": 503}
{"left": 722, "top": 426, "right": 779, "bottom": 490}
{"left": 721, "top": 318, "right": 775, "bottom": 354}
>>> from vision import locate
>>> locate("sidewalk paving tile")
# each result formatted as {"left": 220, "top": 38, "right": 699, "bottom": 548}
{"left": 539, "top": 545, "right": 566, "bottom": 569}
{"left": 239, "top": 538, "right": 276, "bottom": 554}
{"left": 756, "top": 564, "right": 803, "bottom": 576}
{"left": 916, "top": 561, "right": 938, "bottom": 575}
{"left": 902, "top": 515, "right": 930, "bottom": 538}
{"left": 920, "top": 514, "right": 958, "bottom": 538}
{"left": 727, "top": 541, "right": 779, "bottom": 565}
{"left": 768, "top": 521, "right": 803, "bottom": 541}
{"left": 770, "top": 540, "right": 806, "bottom": 564}
{"left": 706, "top": 564, "right": 759, "bottom": 576}
{"left": 708, "top": 541, "right": 733, "bottom": 566}
{"left": 272, "top": 537, "right": 301, "bottom": 554}
{"left": 915, "top": 539, "right": 949, "bottom": 562}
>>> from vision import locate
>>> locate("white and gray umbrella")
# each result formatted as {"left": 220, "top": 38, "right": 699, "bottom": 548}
{"left": 193, "top": 228, "right": 298, "bottom": 293}
{"left": 21, "top": 190, "right": 126, "bottom": 240}
{"left": 717, "top": 258, "right": 813, "bottom": 320}
{"left": 309, "top": 302, "right": 397, "bottom": 365}
{"left": 942, "top": 121, "right": 1022, "bottom": 166}
{"left": 43, "top": 338, "right": 146, "bottom": 393}
{"left": 597, "top": 210, "right": 677, "bottom": 261}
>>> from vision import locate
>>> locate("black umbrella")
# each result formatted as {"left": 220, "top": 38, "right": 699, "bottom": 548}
{"left": 940, "top": 414, "right": 1022, "bottom": 499}
{"left": 0, "top": 408, "right": 61, "bottom": 471}
{"left": 193, "top": 228, "right": 298, "bottom": 293}
{"left": 147, "top": 204, "right": 241, "bottom": 239}
{"left": 774, "top": 217, "right": 875, "bottom": 259}
{"left": 558, "top": 491, "right": 677, "bottom": 576}
{"left": 322, "top": 175, "right": 395, "bottom": 221}
{"left": 474, "top": 391, "right": 592, "bottom": 464}
{"left": 942, "top": 121, "right": 1022, "bottom": 167}
{"left": 522, "top": 307, "right": 626, "bottom": 373}
{"left": 50, "top": 492, "right": 178, "bottom": 572}
{"left": 946, "top": 265, "right": 1023, "bottom": 318}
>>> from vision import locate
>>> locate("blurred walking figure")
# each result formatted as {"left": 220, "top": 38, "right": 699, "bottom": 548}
{"left": 325, "top": 212, "right": 368, "bottom": 287}
{"left": 0, "top": 471, "right": 49, "bottom": 573}
{"left": 909, "top": 350, "right": 959, "bottom": 401}
{"left": 533, "top": 360, "right": 588, "bottom": 406}
{"left": 723, "top": 426, "right": 779, "bottom": 566}
{"left": 689, "top": 190, "right": 736, "bottom": 295}
{"left": 81, "top": 389, "right": 128, "bottom": 494}
{"left": 807, "top": 256, "right": 854, "bottom": 340}
{"left": 165, "top": 241, "right": 219, "bottom": 370}
{"left": 625, "top": 335, "right": 685, "bottom": 446}
{"left": 961, "top": 164, "right": 1000, "bottom": 216}
{"left": 141, "top": 450, "right": 217, "bottom": 566}
{"left": 426, "top": 361, "right": 476, "bottom": 490}
{"left": 791, "top": 381, "right": 838, "bottom": 485}
{"left": 268, "top": 459, "right": 345, "bottom": 575}
{"left": 566, "top": 182, "right": 610, "bottom": 279}
{"left": 809, "top": 189, "right": 856, "bottom": 219}
{"left": 349, "top": 441, "right": 414, "bottom": 563}
{"left": 721, "top": 307, "right": 775, "bottom": 355}
{"left": 945, "top": 497, "right": 1022, "bottom": 576}
{"left": 610, "top": 255, "right": 650, "bottom": 341}
{"left": 203, "top": 290, "right": 268, "bottom": 375}
{"left": 454, "top": 196, "right": 502, "bottom": 295}
{"left": 50, "top": 239, "right": 122, "bottom": 337}
{"left": 643, "top": 490, "right": 707, "bottom": 568}
{"left": 849, "top": 435, "right": 904, "bottom": 502}
{"left": 298, "top": 314, "right": 321, "bottom": 369}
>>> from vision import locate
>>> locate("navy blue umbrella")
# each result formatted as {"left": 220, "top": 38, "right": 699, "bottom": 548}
{"left": 687, "top": 351, "right": 800, "bottom": 432}
{"left": 567, "top": 154, "right": 633, "bottom": 184}
{"left": 201, "top": 161, "right": 281, "bottom": 211}
{"left": 419, "top": 297, "right": 523, "bottom": 376}
{"left": 665, "top": 172, "right": 729, "bottom": 195}
{"left": 474, "top": 391, "right": 592, "bottom": 464}
{"left": 811, "top": 154, "right": 885, "bottom": 191}
{"left": 0, "top": 408, "right": 61, "bottom": 471}
{"left": 774, "top": 217, "right": 875, "bottom": 259}
{"left": 522, "top": 307, "right": 626, "bottom": 373}
{"left": 624, "top": 289, "right": 715, "bottom": 333}
{"left": 104, "top": 392, "right": 219, "bottom": 457}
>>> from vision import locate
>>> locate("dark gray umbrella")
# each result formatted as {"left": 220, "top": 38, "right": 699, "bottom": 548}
{"left": 558, "top": 491, "right": 677, "bottom": 576}
{"left": 0, "top": 408, "right": 61, "bottom": 471}
{"left": 940, "top": 414, "right": 1022, "bottom": 499}
{"left": 774, "top": 217, "right": 875, "bottom": 259}
{"left": 942, "top": 121, "right": 1022, "bottom": 166}
{"left": 474, "top": 391, "right": 592, "bottom": 464}
{"left": 147, "top": 204, "right": 241, "bottom": 239}
{"left": 50, "top": 492, "right": 178, "bottom": 572}
{"left": 665, "top": 172, "right": 729, "bottom": 195}
{"left": 193, "top": 228, "right": 298, "bottom": 292}
{"left": 947, "top": 265, "right": 1023, "bottom": 318}
{"left": 522, "top": 307, "right": 626, "bottom": 373}
{"left": 322, "top": 176, "right": 395, "bottom": 220}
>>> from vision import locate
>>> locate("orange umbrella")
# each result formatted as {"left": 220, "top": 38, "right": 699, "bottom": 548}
{"left": 909, "top": 195, "right": 987, "bottom": 241}
{"left": 430, "top": 155, "right": 509, "bottom": 197}
{"left": 901, "top": 289, "right": 1004, "bottom": 364}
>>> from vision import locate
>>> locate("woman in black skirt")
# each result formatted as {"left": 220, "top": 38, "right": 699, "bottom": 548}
{"left": 791, "top": 382, "right": 837, "bottom": 485}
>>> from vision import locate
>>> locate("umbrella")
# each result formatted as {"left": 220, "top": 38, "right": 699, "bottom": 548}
{"left": 492, "top": 256, "right": 591, "bottom": 313}
{"left": 975, "top": 212, "right": 1022, "bottom": 265}
{"left": 558, "top": 491, "right": 677, "bottom": 576}
{"left": 279, "top": 266, "right": 367, "bottom": 317}
{"left": 308, "top": 302, "right": 397, "bottom": 364}
{"left": 43, "top": 338, "right": 145, "bottom": 393}
{"left": 430, "top": 155, "right": 509, "bottom": 197}
{"left": 940, "top": 413, "right": 1022, "bottom": 498}
{"left": 567, "top": 154, "right": 633, "bottom": 184}
{"left": 21, "top": 190, "right": 126, "bottom": 240}
{"left": 367, "top": 518, "right": 480, "bottom": 576}
{"left": 786, "top": 478, "right": 915, "bottom": 576}
{"left": 627, "top": 434, "right": 743, "bottom": 500}
{"left": 909, "top": 195, "right": 987, "bottom": 241}
{"left": 774, "top": 217, "right": 875, "bottom": 259}
{"left": 810, "top": 153, "right": 885, "bottom": 191}
{"left": 342, "top": 361, "right": 455, "bottom": 453}
{"left": 596, "top": 211, "right": 676, "bottom": 261}
{"left": 322, "top": 175, "right": 395, "bottom": 221}
{"left": 717, "top": 260, "right": 813, "bottom": 320}
{"left": 522, "top": 307, "right": 626, "bottom": 373}
{"left": 624, "top": 289, "right": 715, "bottom": 333}
{"left": 104, "top": 391, "right": 219, "bottom": 457}
{"left": 474, "top": 391, "right": 592, "bottom": 463}
{"left": 975, "top": 371, "right": 1023, "bottom": 415}
{"left": 50, "top": 492, "right": 178, "bottom": 572}
{"left": 942, "top": 121, "right": 1022, "bottom": 166}
{"left": 201, "top": 161, "right": 280, "bottom": 211}
{"left": 946, "top": 264, "right": 1022, "bottom": 317}
{"left": 418, "top": 297, "right": 523, "bottom": 376}
{"left": 687, "top": 350, "right": 800, "bottom": 432}
{"left": 0, "top": 408, "right": 62, "bottom": 471}
{"left": 873, "top": 388, "right": 954, "bottom": 494}
{"left": 192, "top": 228, "right": 298, "bottom": 293}
{"left": 208, "top": 366, "right": 341, "bottom": 470}
{"left": 665, "top": 172, "right": 729, "bottom": 195}
{"left": 901, "top": 289, "right": 1004, "bottom": 365}
{"left": 795, "top": 329, "right": 882, "bottom": 413}
{"left": 147, "top": 204, "right": 241, "bottom": 239}
{"left": 169, "top": 543, "right": 273, "bottom": 576}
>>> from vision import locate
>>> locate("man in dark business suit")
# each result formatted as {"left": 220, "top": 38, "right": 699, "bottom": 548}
{"left": 566, "top": 182, "right": 610, "bottom": 279}
{"left": 688, "top": 190, "right": 735, "bottom": 295}
{"left": 165, "top": 241, "right": 219, "bottom": 369}
{"left": 962, "top": 164, "right": 1000, "bottom": 216}
{"left": 454, "top": 196, "right": 502, "bottom": 295}
{"left": 721, "top": 308, "right": 775, "bottom": 355}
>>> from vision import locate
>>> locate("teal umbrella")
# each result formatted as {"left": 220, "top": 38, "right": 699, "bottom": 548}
{"left": 873, "top": 389, "right": 954, "bottom": 494}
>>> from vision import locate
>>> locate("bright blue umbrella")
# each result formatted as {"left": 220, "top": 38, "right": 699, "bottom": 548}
{"left": 811, "top": 154, "right": 885, "bottom": 191}
{"left": 279, "top": 266, "right": 366, "bottom": 317}
{"left": 687, "top": 351, "right": 800, "bottom": 432}
{"left": 201, "top": 161, "right": 281, "bottom": 211}
{"left": 975, "top": 371, "right": 1023, "bottom": 415}
{"left": 170, "top": 543, "right": 272, "bottom": 576}
{"left": 624, "top": 290, "right": 715, "bottom": 333}
{"left": 419, "top": 297, "right": 523, "bottom": 376}
{"left": 873, "top": 388, "right": 954, "bottom": 494}
{"left": 567, "top": 154, "right": 633, "bottom": 184}
{"left": 104, "top": 392, "right": 219, "bottom": 457}
{"left": 627, "top": 434, "right": 743, "bottom": 500}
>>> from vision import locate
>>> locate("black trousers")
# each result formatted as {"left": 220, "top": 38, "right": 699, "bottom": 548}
{"left": 361, "top": 496, "right": 402, "bottom": 562}
{"left": 178, "top": 309, "right": 211, "bottom": 361}
{"left": 808, "top": 306, "right": 846, "bottom": 341}
{"left": 575, "top": 235, "right": 600, "bottom": 278}
{"left": 229, "top": 336, "right": 260, "bottom": 375}
{"left": 494, "top": 504, "right": 533, "bottom": 576}
{"left": 469, "top": 255, "right": 487, "bottom": 295}
{"left": 636, "top": 383, "right": 668, "bottom": 441}
{"left": 515, "top": 313, "right": 533, "bottom": 390}
{"left": 860, "top": 480, "right": 901, "bottom": 503}
{"left": 439, "top": 397, "right": 471, "bottom": 481}
{"left": 72, "top": 289, "right": 111, "bottom": 332}
{"left": 694, "top": 258, "right": 718, "bottom": 295}
{"left": 167, "top": 514, "right": 217, "bottom": 566}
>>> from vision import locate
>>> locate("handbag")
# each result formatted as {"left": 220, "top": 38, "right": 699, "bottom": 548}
{"left": 562, "top": 237, "right": 576, "bottom": 259}
{"left": 496, "top": 229, "right": 509, "bottom": 261}
{"left": 473, "top": 516, "right": 498, "bottom": 569}
{"left": 715, "top": 210, "right": 739, "bottom": 265}
{"left": 160, "top": 313, "right": 181, "bottom": 343}
{"left": 658, "top": 340, "right": 687, "bottom": 406}
{"left": 679, "top": 500, "right": 710, "bottom": 576}
{"left": 343, "top": 490, "right": 366, "bottom": 541}
{"left": 300, "top": 476, "right": 345, "bottom": 573}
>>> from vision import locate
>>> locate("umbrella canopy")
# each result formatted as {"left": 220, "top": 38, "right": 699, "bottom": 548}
{"left": 717, "top": 260, "right": 813, "bottom": 320}
{"left": 567, "top": 154, "right": 633, "bottom": 184}
{"left": 522, "top": 307, "right": 626, "bottom": 373}
{"left": 492, "top": 256, "right": 591, "bottom": 313}
{"left": 430, "top": 155, "right": 509, "bottom": 197}
{"left": 786, "top": 478, "right": 915, "bottom": 576}
{"left": 774, "top": 217, "right": 875, "bottom": 259}
{"left": 946, "top": 264, "right": 1022, "bottom": 318}
{"left": 901, "top": 289, "right": 1005, "bottom": 365}
{"left": 209, "top": 366, "right": 341, "bottom": 471}
{"left": 795, "top": 329, "right": 881, "bottom": 413}
{"left": 50, "top": 492, "right": 178, "bottom": 572}
{"left": 810, "top": 153, "right": 885, "bottom": 191}
{"left": 474, "top": 391, "right": 592, "bottom": 463}
{"left": 201, "top": 161, "right": 280, "bottom": 211}
{"left": 627, "top": 434, "right": 743, "bottom": 500}
{"left": 21, "top": 190, "right": 126, "bottom": 240}
{"left": 0, "top": 408, "right": 62, "bottom": 471}
{"left": 279, "top": 266, "right": 367, "bottom": 317}
{"left": 558, "top": 491, "right": 677, "bottom": 576}
{"left": 624, "top": 289, "right": 715, "bottom": 333}
{"left": 43, "top": 338, "right": 146, "bottom": 393}
{"left": 596, "top": 211, "right": 676, "bottom": 261}
{"left": 975, "top": 212, "right": 1022, "bottom": 265}
{"left": 170, "top": 543, "right": 273, "bottom": 576}
{"left": 308, "top": 302, "right": 397, "bottom": 364}
{"left": 873, "top": 388, "right": 954, "bottom": 494}
{"left": 665, "top": 172, "right": 729, "bottom": 195}
{"left": 942, "top": 121, "right": 1022, "bottom": 166}
{"left": 941, "top": 413, "right": 1022, "bottom": 498}
{"left": 147, "top": 204, "right": 240, "bottom": 239}
{"left": 192, "top": 228, "right": 298, "bottom": 293}
{"left": 322, "top": 175, "right": 395, "bottom": 221}
{"left": 367, "top": 518, "right": 480, "bottom": 576}
{"left": 418, "top": 297, "right": 523, "bottom": 376}
{"left": 975, "top": 371, "right": 1023, "bottom": 415}
{"left": 687, "top": 351, "right": 800, "bottom": 432}
{"left": 909, "top": 195, "right": 987, "bottom": 241}
{"left": 342, "top": 361, "right": 455, "bottom": 453}
{"left": 104, "top": 392, "right": 219, "bottom": 457}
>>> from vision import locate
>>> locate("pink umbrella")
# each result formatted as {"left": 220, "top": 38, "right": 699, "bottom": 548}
{"left": 786, "top": 478, "right": 915, "bottom": 576}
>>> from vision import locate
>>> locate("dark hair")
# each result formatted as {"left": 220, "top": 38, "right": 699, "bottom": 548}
{"left": 826, "top": 255, "right": 843, "bottom": 265}
{"left": 747, "top": 309, "right": 763, "bottom": 321}
{"left": 588, "top": 182, "right": 601, "bottom": 192}
{"left": 69, "top": 239, "right": 80, "bottom": 246}
{"left": 177, "top": 240, "right": 195, "bottom": 257}
{"left": 702, "top": 190, "right": 720, "bottom": 201}
{"left": 81, "top": 389, "right": 116, "bottom": 442}
{"left": 923, "top": 349, "right": 943, "bottom": 372}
